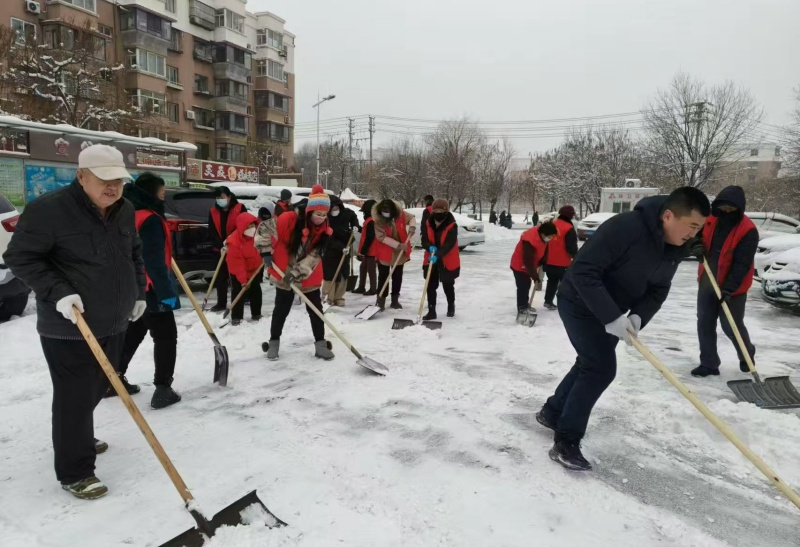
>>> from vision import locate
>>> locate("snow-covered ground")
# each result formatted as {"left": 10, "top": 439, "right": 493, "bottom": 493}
{"left": 1, "top": 225, "right": 799, "bottom": 546}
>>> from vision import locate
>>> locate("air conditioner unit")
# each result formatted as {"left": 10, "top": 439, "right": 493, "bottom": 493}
{"left": 284, "top": 116, "right": 290, "bottom": 124}
{"left": 624, "top": 178, "right": 642, "bottom": 188}
{"left": 185, "top": 110, "right": 196, "bottom": 120}
{"left": 26, "top": 1, "right": 41, "bottom": 15}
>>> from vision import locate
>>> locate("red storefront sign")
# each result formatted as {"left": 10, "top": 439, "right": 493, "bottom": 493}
{"left": 187, "top": 159, "right": 259, "bottom": 183}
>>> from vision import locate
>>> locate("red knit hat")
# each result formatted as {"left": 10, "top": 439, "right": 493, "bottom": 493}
{"left": 306, "top": 185, "right": 330, "bottom": 214}
{"left": 559, "top": 205, "right": 576, "bottom": 219}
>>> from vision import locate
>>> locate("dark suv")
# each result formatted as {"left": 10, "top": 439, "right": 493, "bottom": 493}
{"left": 0, "top": 193, "right": 32, "bottom": 322}
{"left": 164, "top": 188, "right": 219, "bottom": 282}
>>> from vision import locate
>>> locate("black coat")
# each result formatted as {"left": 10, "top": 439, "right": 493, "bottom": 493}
{"left": 3, "top": 180, "right": 146, "bottom": 339}
{"left": 558, "top": 196, "right": 688, "bottom": 328}
{"left": 422, "top": 212, "right": 460, "bottom": 282}
{"left": 123, "top": 184, "right": 180, "bottom": 313}
{"left": 207, "top": 196, "right": 243, "bottom": 249}
{"left": 707, "top": 186, "right": 759, "bottom": 293}
{"left": 489, "top": 211, "right": 497, "bottom": 224}
{"left": 322, "top": 197, "right": 360, "bottom": 280}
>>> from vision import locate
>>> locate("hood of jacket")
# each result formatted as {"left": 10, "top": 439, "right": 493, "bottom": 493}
{"left": 235, "top": 211, "right": 258, "bottom": 237}
{"left": 372, "top": 199, "right": 402, "bottom": 226}
{"left": 361, "top": 199, "right": 376, "bottom": 219}
{"left": 123, "top": 183, "right": 165, "bottom": 217}
{"left": 712, "top": 185, "right": 746, "bottom": 222}
{"left": 634, "top": 195, "right": 669, "bottom": 247}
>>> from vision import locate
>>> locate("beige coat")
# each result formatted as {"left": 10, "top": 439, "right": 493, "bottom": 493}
{"left": 371, "top": 201, "right": 417, "bottom": 266}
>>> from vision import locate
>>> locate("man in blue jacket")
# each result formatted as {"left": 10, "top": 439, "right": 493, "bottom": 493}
{"left": 537, "top": 187, "right": 710, "bottom": 471}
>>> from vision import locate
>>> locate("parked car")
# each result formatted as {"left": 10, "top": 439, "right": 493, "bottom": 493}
{"left": 576, "top": 212, "right": 616, "bottom": 240}
{"left": 760, "top": 246, "right": 800, "bottom": 314}
{"left": 746, "top": 212, "right": 800, "bottom": 240}
{"left": 0, "top": 193, "right": 32, "bottom": 321}
{"left": 754, "top": 234, "right": 800, "bottom": 281}
{"left": 406, "top": 208, "right": 485, "bottom": 250}
{"left": 163, "top": 188, "right": 220, "bottom": 282}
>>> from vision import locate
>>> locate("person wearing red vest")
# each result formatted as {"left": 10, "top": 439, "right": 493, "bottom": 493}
{"left": 207, "top": 186, "right": 245, "bottom": 312}
{"left": 224, "top": 212, "right": 263, "bottom": 326}
{"left": 118, "top": 173, "right": 182, "bottom": 409}
{"left": 265, "top": 185, "right": 334, "bottom": 361}
{"left": 421, "top": 198, "right": 460, "bottom": 320}
{"left": 510, "top": 222, "right": 558, "bottom": 313}
{"left": 354, "top": 199, "right": 378, "bottom": 295}
{"left": 372, "top": 199, "right": 417, "bottom": 310}
{"left": 691, "top": 186, "right": 758, "bottom": 378}
{"left": 543, "top": 205, "right": 579, "bottom": 310}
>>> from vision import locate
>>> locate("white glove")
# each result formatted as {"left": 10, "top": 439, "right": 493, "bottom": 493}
{"left": 628, "top": 314, "right": 642, "bottom": 335}
{"left": 130, "top": 300, "right": 147, "bottom": 322}
{"left": 55, "top": 294, "right": 84, "bottom": 324}
{"left": 604, "top": 315, "right": 637, "bottom": 346}
{"left": 407, "top": 226, "right": 416, "bottom": 236}
{"left": 343, "top": 246, "right": 350, "bottom": 256}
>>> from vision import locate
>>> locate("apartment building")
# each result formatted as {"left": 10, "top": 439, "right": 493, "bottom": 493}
{"left": 0, "top": 0, "right": 296, "bottom": 178}
{"left": 713, "top": 142, "right": 784, "bottom": 186}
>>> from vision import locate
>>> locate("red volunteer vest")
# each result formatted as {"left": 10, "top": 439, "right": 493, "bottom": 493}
{"left": 209, "top": 202, "right": 244, "bottom": 241}
{"left": 268, "top": 211, "right": 326, "bottom": 289}
{"left": 134, "top": 210, "right": 172, "bottom": 291}
{"left": 358, "top": 217, "right": 377, "bottom": 257}
{"left": 423, "top": 222, "right": 460, "bottom": 270}
{"left": 546, "top": 218, "right": 574, "bottom": 267}
{"left": 510, "top": 226, "right": 547, "bottom": 273}
{"left": 697, "top": 215, "right": 756, "bottom": 296}
{"left": 375, "top": 214, "right": 410, "bottom": 264}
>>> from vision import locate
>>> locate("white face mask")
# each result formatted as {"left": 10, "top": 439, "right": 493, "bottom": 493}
{"left": 331, "top": 210, "right": 340, "bottom": 217}
{"left": 543, "top": 237, "right": 553, "bottom": 243}
{"left": 244, "top": 227, "right": 256, "bottom": 237}
{"left": 381, "top": 212, "right": 391, "bottom": 218}
{"left": 216, "top": 198, "right": 228, "bottom": 208}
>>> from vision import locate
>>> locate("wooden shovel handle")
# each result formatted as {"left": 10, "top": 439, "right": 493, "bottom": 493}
{"left": 377, "top": 239, "right": 409, "bottom": 299}
{"left": 204, "top": 248, "right": 228, "bottom": 302}
{"left": 630, "top": 335, "right": 800, "bottom": 511}
{"left": 171, "top": 259, "right": 220, "bottom": 343}
{"left": 331, "top": 232, "right": 356, "bottom": 283}
{"left": 74, "top": 309, "right": 195, "bottom": 505}
{"left": 418, "top": 253, "right": 436, "bottom": 319}
{"left": 227, "top": 264, "right": 265, "bottom": 315}
{"left": 528, "top": 284, "right": 537, "bottom": 307}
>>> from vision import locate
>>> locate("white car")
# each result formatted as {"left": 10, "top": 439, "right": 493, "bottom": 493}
{"left": 576, "top": 212, "right": 616, "bottom": 241}
{"left": 746, "top": 212, "right": 800, "bottom": 240}
{"left": 760, "top": 246, "right": 800, "bottom": 313}
{"left": 405, "top": 208, "right": 485, "bottom": 250}
{"left": 0, "top": 194, "right": 31, "bottom": 321}
{"left": 754, "top": 234, "right": 800, "bottom": 280}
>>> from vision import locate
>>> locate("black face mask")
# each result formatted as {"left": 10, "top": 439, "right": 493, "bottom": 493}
{"left": 433, "top": 212, "right": 447, "bottom": 222}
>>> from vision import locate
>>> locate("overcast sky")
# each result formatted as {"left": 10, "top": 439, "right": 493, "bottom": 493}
{"left": 250, "top": 0, "right": 800, "bottom": 158}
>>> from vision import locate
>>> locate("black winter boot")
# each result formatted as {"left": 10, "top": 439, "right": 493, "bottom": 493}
{"left": 352, "top": 286, "right": 366, "bottom": 294}
{"left": 549, "top": 441, "right": 592, "bottom": 471}
{"left": 151, "top": 385, "right": 182, "bottom": 409}
{"left": 422, "top": 306, "right": 437, "bottom": 321}
{"left": 390, "top": 295, "right": 402, "bottom": 309}
{"left": 446, "top": 301, "right": 455, "bottom": 318}
{"left": 691, "top": 365, "right": 720, "bottom": 378}
{"left": 104, "top": 374, "right": 140, "bottom": 398}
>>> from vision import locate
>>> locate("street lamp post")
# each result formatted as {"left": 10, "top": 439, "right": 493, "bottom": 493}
{"left": 313, "top": 93, "right": 336, "bottom": 186}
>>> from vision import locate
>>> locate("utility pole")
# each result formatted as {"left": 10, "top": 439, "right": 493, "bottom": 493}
{"left": 687, "top": 100, "right": 709, "bottom": 186}
{"left": 347, "top": 117, "right": 354, "bottom": 187}
{"left": 368, "top": 115, "right": 375, "bottom": 164}
{"left": 313, "top": 93, "right": 336, "bottom": 186}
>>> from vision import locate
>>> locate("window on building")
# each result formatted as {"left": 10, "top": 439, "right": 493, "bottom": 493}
{"left": 267, "top": 60, "right": 284, "bottom": 81}
{"left": 193, "top": 74, "right": 210, "bottom": 93}
{"left": 98, "top": 25, "right": 113, "bottom": 38}
{"left": 43, "top": 26, "right": 75, "bottom": 50}
{"left": 256, "top": 59, "right": 267, "bottom": 77}
{"left": 216, "top": 144, "right": 247, "bottom": 164}
{"left": 748, "top": 161, "right": 757, "bottom": 169}
{"left": 132, "top": 49, "right": 166, "bottom": 78}
{"left": 189, "top": 0, "right": 216, "bottom": 30}
{"left": 258, "top": 122, "right": 290, "bottom": 141}
{"left": 62, "top": 0, "right": 97, "bottom": 12}
{"left": 775, "top": 146, "right": 782, "bottom": 157}
{"left": 169, "top": 28, "right": 182, "bottom": 51}
{"left": 216, "top": 113, "right": 248, "bottom": 134}
{"left": 269, "top": 93, "right": 289, "bottom": 112}
{"left": 167, "top": 102, "right": 179, "bottom": 123}
{"left": 91, "top": 36, "right": 107, "bottom": 61}
{"left": 215, "top": 80, "right": 249, "bottom": 101}
{"left": 195, "top": 142, "right": 210, "bottom": 159}
{"left": 256, "top": 29, "right": 267, "bottom": 46}
{"left": 133, "top": 90, "right": 166, "bottom": 115}
{"left": 268, "top": 29, "right": 283, "bottom": 50}
{"left": 11, "top": 18, "right": 37, "bottom": 45}
{"left": 193, "top": 39, "right": 213, "bottom": 62}
{"left": 750, "top": 148, "right": 759, "bottom": 157}
{"left": 167, "top": 66, "right": 179, "bottom": 85}
{"left": 215, "top": 9, "right": 245, "bottom": 34}
{"left": 120, "top": 11, "right": 135, "bottom": 31}
{"left": 233, "top": 48, "right": 246, "bottom": 65}
{"left": 165, "top": 0, "right": 177, "bottom": 13}
{"left": 194, "top": 108, "right": 214, "bottom": 128}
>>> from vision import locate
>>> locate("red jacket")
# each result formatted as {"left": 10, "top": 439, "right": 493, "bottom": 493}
{"left": 135, "top": 210, "right": 172, "bottom": 292}
{"left": 225, "top": 213, "right": 262, "bottom": 284}
{"left": 510, "top": 226, "right": 548, "bottom": 274}
{"left": 274, "top": 200, "right": 292, "bottom": 218}
{"left": 210, "top": 202, "right": 245, "bottom": 244}
{"left": 546, "top": 218, "right": 574, "bottom": 267}
{"left": 269, "top": 211, "right": 328, "bottom": 290}
{"left": 697, "top": 215, "right": 757, "bottom": 296}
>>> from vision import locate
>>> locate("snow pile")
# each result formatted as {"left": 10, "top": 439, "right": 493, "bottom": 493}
{"left": 484, "top": 223, "right": 521, "bottom": 242}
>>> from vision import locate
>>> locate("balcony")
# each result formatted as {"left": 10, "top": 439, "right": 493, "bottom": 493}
{"left": 189, "top": 0, "right": 216, "bottom": 31}
{"left": 121, "top": 30, "right": 170, "bottom": 56}
{"left": 214, "top": 96, "right": 248, "bottom": 114}
{"left": 213, "top": 62, "right": 251, "bottom": 84}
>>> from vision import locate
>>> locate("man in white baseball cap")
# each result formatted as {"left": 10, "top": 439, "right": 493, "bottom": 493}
{"left": 77, "top": 144, "right": 132, "bottom": 217}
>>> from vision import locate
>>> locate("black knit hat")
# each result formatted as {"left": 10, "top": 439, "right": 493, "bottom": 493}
{"left": 280, "top": 189, "right": 292, "bottom": 201}
{"left": 134, "top": 172, "right": 165, "bottom": 197}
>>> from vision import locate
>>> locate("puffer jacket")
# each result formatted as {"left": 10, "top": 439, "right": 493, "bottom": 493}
{"left": 225, "top": 213, "right": 262, "bottom": 284}
{"left": 372, "top": 200, "right": 416, "bottom": 266}
{"left": 255, "top": 219, "right": 274, "bottom": 255}
{"left": 267, "top": 209, "right": 331, "bottom": 292}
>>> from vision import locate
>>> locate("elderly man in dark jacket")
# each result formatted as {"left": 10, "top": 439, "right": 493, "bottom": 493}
{"left": 115, "top": 173, "right": 182, "bottom": 409}
{"left": 3, "top": 144, "right": 146, "bottom": 500}
{"left": 322, "top": 195, "right": 360, "bottom": 306}
{"left": 536, "top": 187, "right": 710, "bottom": 471}
{"left": 692, "top": 186, "right": 758, "bottom": 377}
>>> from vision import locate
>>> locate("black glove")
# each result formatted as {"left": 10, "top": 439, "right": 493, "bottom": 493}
{"left": 688, "top": 238, "right": 705, "bottom": 259}
{"left": 282, "top": 272, "right": 298, "bottom": 285}
{"left": 719, "top": 290, "right": 732, "bottom": 305}
{"left": 530, "top": 271, "right": 540, "bottom": 283}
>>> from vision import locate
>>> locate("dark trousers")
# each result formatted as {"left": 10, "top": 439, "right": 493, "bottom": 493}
{"left": 513, "top": 269, "right": 532, "bottom": 310}
{"left": 41, "top": 333, "right": 124, "bottom": 484}
{"left": 231, "top": 276, "right": 262, "bottom": 321}
{"left": 697, "top": 277, "right": 756, "bottom": 370}
{"left": 378, "top": 263, "right": 404, "bottom": 297}
{"left": 357, "top": 256, "right": 377, "bottom": 291}
{"left": 542, "top": 297, "right": 619, "bottom": 443}
{"left": 270, "top": 287, "right": 325, "bottom": 342}
{"left": 215, "top": 261, "right": 229, "bottom": 305}
{"left": 544, "top": 265, "right": 567, "bottom": 305}
{"left": 119, "top": 310, "right": 177, "bottom": 385}
{"left": 424, "top": 264, "right": 454, "bottom": 308}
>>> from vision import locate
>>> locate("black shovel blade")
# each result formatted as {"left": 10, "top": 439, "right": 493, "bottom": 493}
{"left": 213, "top": 345, "right": 230, "bottom": 387}
{"left": 728, "top": 376, "right": 800, "bottom": 409}
{"left": 515, "top": 309, "right": 537, "bottom": 327}
{"left": 160, "top": 491, "right": 286, "bottom": 547}
{"left": 391, "top": 318, "right": 415, "bottom": 330}
{"left": 347, "top": 275, "right": 358, "bottom": 292}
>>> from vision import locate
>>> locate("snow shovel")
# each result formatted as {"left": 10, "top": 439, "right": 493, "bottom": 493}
{"left": 630, "top": 334, "right": 800, "bottom": 512}
{"left": 74, "top": 310, "right": 286, "bottom": 547}
{"left": 172, "top": 259, "right": 230, "bottom": 387}
{"left": 323, "top": 232, "right": 355, "bottom": 313}
{"left": 516, "top": 285, "right": 538, "bottom": 327}
{"left": 201, "top": 248, "right": 227, "bottom": 312}
{"left": 702, "top": 257, "right": 800, "bottom": 409}
{"left": 392, "top": 255, "right": 442, "bottom": 330}
{"left": 346, "top": 240, "right": 359, "bottom": 292}
{"left": 271, "top": 264, "right": 388, "bottom": 375}
{"left": 355, "top": 240, "right": 408, "bottom": 321}
{"left": 221, "top": 264, "right": 265, "bottom": 325}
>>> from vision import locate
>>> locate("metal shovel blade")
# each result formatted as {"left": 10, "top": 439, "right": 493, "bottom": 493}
{"left": 347, "top": 275, "right": 358, "bottom": 292}
{"left": 728, "top": 376, "right": 800, "bottom": 409}
{"left": 160, "top": 490, "right": 286, "bottom": 547}
{"left": 515, "top": 308, "right": 538, "bottom": 327}
{"left": 213, "top": 345, "right": 230, "bottom": 387}
{"left": 391, "top": 318, "right": 442, "bottom": 330}
{"left": 357, "top": 355, "right": 389, "bottom": 375}
{"left": 355, "top": 304, "right": 381, "bottom": 320}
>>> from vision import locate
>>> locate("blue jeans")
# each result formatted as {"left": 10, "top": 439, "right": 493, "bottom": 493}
{"left": 542, "top": 296, "right": 619, "bottom": 443}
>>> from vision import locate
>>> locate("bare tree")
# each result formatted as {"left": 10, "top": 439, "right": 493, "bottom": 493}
{"left": 642, "top": 72, "right": 763, "bottom": 189}
{"left": 474, "top": 139, "right": 515, "bottom": 220}
{"left": 372, "top": 137, "right": 429, "bottom": 204}
{"left": 426, "top": 118, "right": 485, "bottom": 208}
{"left": 786, "top": 86, "right": 800, "bottom": 176}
